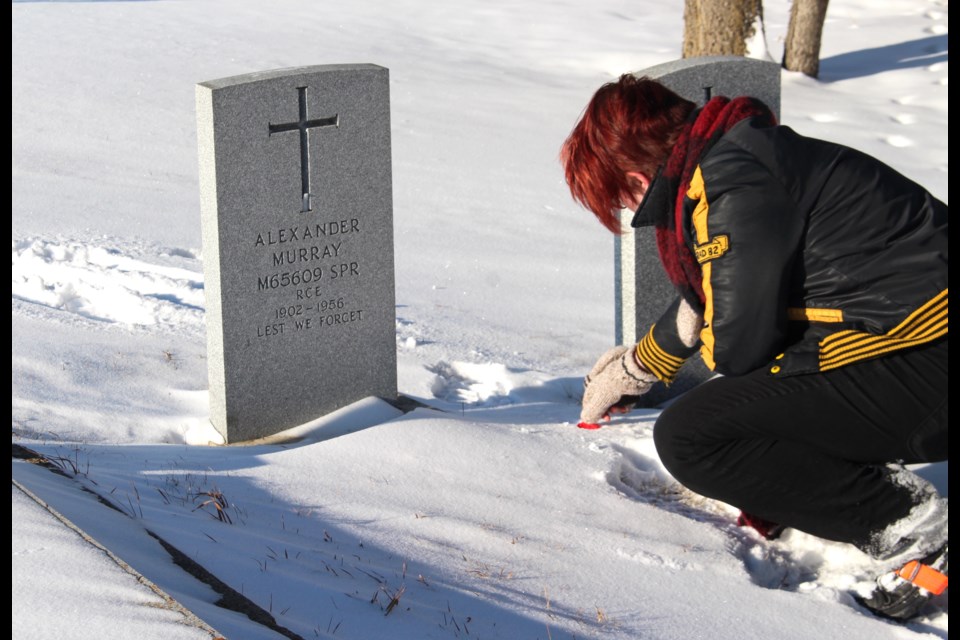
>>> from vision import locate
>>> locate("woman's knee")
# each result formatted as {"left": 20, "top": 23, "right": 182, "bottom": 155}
{"left": 652, "top": 398, "right": 705, "bottom": 481}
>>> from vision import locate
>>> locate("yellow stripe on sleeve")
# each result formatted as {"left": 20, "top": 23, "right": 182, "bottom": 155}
{"left": 636, "top": 327, "right": 685, "bottom": 385}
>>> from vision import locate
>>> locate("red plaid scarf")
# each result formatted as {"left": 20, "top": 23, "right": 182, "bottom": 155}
{"left": 655, "top": 96, "right": 777, "bottom": 306}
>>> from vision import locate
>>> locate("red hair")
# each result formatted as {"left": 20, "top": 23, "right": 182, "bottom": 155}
{"left": 560, "top": 75, "right": 695, "bottom": 233}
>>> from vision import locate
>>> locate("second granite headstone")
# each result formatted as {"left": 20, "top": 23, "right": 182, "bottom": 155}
{"left": 616, "top": 56, "right": 781, "bottom": 406}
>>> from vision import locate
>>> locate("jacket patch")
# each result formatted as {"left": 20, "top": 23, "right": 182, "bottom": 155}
{"left": 695, "top": 235, "right": 729, "bottom": 264}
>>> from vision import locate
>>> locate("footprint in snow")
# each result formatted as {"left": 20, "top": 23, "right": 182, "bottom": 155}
{"left": 11, "top": 237, "right": 205, "bottom": 331}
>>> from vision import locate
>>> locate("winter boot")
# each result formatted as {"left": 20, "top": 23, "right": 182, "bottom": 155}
{"left": 736, "top": 511, "right": 785, "bottom": 540}
{"left": 857, "top": 543, "right": 948, "bottom": 621}
{"left": 856, "top": 469, "right": 948, "bottom": 621}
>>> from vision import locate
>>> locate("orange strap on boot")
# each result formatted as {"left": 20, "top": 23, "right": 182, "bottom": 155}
{"left": 898, "top": 560, "right": 949, "bottom": 595}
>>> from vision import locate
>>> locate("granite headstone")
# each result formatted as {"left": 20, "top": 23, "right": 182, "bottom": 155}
{"left": 196, "top": 64, "right": 397, "bottom": 443}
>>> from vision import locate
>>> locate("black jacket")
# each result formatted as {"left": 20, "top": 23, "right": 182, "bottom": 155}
{"left": 634, "top": 118, "right": 948, "bottom": 382}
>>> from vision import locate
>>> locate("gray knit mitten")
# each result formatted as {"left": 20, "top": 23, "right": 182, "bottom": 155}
{"left": 580, "top": 345, "right": 658, "bottom": 425}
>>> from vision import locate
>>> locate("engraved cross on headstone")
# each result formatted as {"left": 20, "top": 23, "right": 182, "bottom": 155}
{"left": 268, "top": 86, "right": 339, "bottom": 213}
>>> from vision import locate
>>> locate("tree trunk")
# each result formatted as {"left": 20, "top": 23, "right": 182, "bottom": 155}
{"left": 683, "top": 0, "right": 763, "bottom": 58}
{"left": 783, "top": 0, "right": 830, "bottom": 77}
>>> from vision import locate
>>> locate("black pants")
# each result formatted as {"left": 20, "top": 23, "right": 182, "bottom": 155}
{"left": 653, "top": 338, "right": 948, "bottom": 549}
